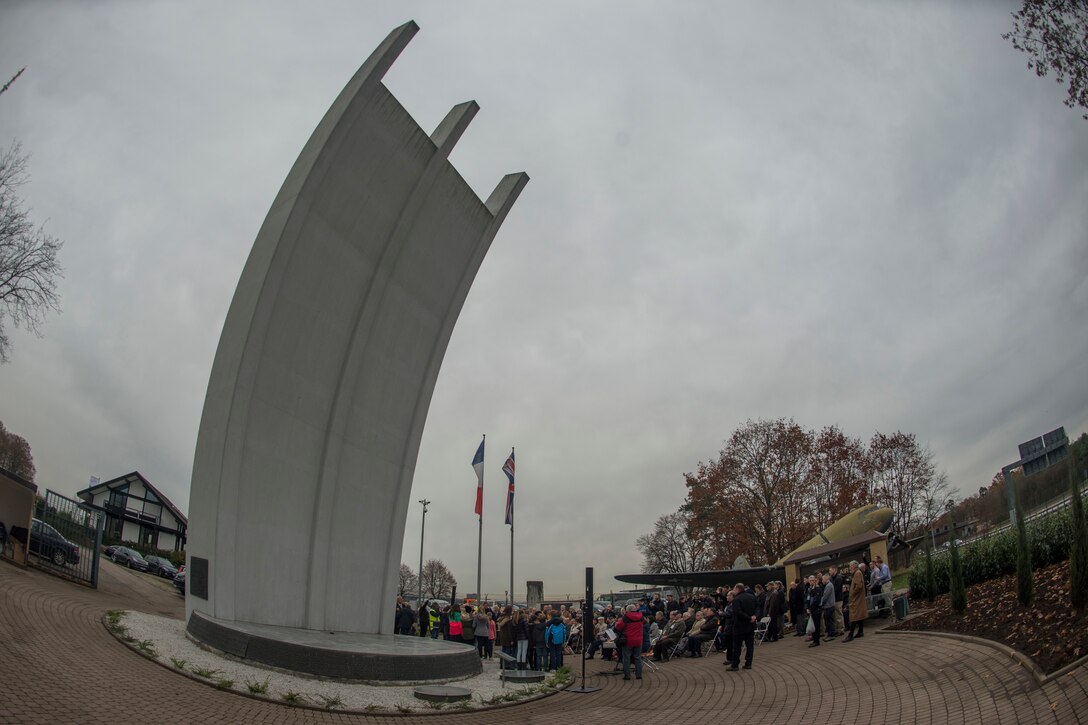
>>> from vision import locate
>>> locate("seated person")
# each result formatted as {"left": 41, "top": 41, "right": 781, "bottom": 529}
{"left": 653, "top": 611, "right": 688, "bottom": 661}
{"left": 685, "top": 608, "right": 721, "bottom": 657}
{"left": 583, "top": 615, "right": 612, "bottom": 659}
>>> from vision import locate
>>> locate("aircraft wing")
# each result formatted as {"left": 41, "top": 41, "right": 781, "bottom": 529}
{"left": 615, "top": 566, "right": 785, "bottom": 590}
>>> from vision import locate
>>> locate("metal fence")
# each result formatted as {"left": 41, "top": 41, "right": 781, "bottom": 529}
{"left": 30, "top": 489, "right": 104, "bottom": 587}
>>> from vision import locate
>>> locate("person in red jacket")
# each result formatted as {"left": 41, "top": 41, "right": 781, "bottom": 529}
{"left": 614, "top": 604, "right": 644, "bottom": 680}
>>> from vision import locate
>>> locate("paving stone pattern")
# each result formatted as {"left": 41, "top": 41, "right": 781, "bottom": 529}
{"left": 2, "top": 561, "right": 1087, "bottom": 724}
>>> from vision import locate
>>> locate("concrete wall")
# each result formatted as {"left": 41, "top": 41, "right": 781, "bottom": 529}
{"left": 187, "top": 22, "right": 526, "bottom": 635}
{"left": 0, "top": 470, "right": 35, "bottom": 565}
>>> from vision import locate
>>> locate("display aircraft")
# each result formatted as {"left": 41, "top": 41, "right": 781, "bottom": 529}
{"left": 615, "top": 504, "right": 894, "bottom": 590}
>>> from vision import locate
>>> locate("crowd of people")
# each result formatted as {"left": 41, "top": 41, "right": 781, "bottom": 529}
{"left": 392, "top": 555, "right": 894, "bottom": 682}
{"left": 393, "top": 598, "right": 587, "bottom": 673}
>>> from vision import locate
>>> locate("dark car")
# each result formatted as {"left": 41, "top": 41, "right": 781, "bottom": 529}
{"left": 29, "top": 518, "right": 80, "bottom": 567}
{"left": 112, "top": 546, "right": 149, "bottom": 572}
{"left": 173, "top": 569, "right": 185, "bottom": 595}
{"left": 146, "top": 555, "right": 178, "bottom": 579}
{"left": 103, "top": 544, "right": 118, "bottom": 558}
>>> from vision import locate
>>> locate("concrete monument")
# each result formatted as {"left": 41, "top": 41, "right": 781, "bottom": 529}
{"left": 185, "top": 21, "right": 527, "bottom": 680}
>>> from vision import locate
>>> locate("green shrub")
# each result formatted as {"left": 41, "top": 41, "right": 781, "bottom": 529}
{"left": 909, "top": 506, "right": 1077, "bottom": 600}
{"left": 1070, "top": 452, "right": 1088, "bottom": 610}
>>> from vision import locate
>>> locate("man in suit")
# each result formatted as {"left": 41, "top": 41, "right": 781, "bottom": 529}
{"left": 727, "top": 583, "right": 757, "bottom": 670}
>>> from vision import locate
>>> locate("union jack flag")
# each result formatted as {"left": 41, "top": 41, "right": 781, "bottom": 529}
{"left": 503, "top": 448, "right": 515, "bottom": 526}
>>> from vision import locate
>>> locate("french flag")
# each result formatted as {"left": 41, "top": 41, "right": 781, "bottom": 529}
{"left": 472, "top": 438, "right": 485, "bottom": 516}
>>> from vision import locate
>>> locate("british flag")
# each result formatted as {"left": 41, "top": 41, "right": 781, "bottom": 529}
{"left": 502, "top": 448, "right": 515, "bottom": 526}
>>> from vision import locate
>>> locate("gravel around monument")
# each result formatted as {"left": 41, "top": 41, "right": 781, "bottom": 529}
{"left": 110, "top": 610, "right": 570, "bottom": 714}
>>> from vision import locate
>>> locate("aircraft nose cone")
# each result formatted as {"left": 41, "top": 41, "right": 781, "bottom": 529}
{"left": 865, "top": 507, "right": 894, "bottom": 533}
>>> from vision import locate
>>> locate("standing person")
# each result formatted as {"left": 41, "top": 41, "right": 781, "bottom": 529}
{"left": 807, "top": 576, "right": 824, "bottom": 647}
{"left": 396, "top": 601, "right": 415, "bottom": 636}
{"left": 614, "top": 604, "right": 644, "bottom": 681}
{"left": 764, "top": 582, "right": 782, "bottom": 642}
{"left": 844, "top": 560, "right": 869, "bottom": 641}
{"left": 531, "top": 612, "right": 549, "bottom": 671}
{"left": 460, "top": 605, "right": 476, "bottom": 647}
{"left": 418, "top": 601, "right": 431, "bottom": 638}
{"left": 486, "top": 611, "right": 497, "bottom": 658}
{"left": 789, "top": 580, "right": 805, "bottom": 636}
{"left": 825, "top": 566, "right": 842, "bottom": 640}
{"left": 498, "top": 606, "right": 515, "bottom": 664}
{"left": 439, "top": 605, "right": 450, "bottom": 640}
{"left": 718, "top": 590, "right": 736, "bottom": 665}
{"left": 473, "top": 607, "right": 490, "bottom": 659}
{"left": 727, "top": 583, "right": 757, "bottom": 670}
{"left": 514, "top": 609, "right": 531, "bottom": 669}
{"left": 665, "top": 593, "right": 680, "bottom": 615}
{"left": 545, "top": 612, "right": 567, "bottom": 671}
{"left": 448, "top": 605, "right": 462, "bottom": 642}
{"left": 753, "top": 584, "right": 767, "bottom": 621}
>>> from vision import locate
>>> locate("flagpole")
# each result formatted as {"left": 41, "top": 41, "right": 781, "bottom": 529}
{"left": 477, "top": 434, "right": 484, "bottom": 604}
{"left": 509, "top": 446, "right": 515, "bottom": 608}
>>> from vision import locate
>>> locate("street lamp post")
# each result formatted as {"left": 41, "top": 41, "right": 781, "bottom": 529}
{"left": 418, "top": 499, "right": 430, "bottom": 607}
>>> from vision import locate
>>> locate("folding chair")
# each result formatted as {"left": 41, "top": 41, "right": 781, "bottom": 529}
{"left": 669, "top": 635, "right": 688, "bottom": 661}
{"left": 640, "top": 636, "right": 660, "bottom": 673}
{"left": 756, "top": 616, "right": 771, "bottom": 645}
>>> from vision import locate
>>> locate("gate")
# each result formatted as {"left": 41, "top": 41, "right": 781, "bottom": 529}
{"left": 30, "top": 489, "right": 104, "bottom": 587}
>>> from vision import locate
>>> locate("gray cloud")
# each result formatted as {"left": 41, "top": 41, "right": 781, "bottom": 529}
{"left": 1, "top": 1, "right": 1084, "bottom": 599}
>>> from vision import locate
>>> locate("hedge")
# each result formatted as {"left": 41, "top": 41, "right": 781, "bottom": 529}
{"left": 909, "top": 507, "right": 1075, "bottom": 600}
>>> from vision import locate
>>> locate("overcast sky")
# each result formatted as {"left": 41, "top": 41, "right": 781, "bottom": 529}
{"left": 1, "top": 1, "right": 1085, "bottom": 599}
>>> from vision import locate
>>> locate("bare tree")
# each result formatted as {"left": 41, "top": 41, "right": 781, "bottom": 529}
{"left": 868, "top": 432, "right": 935, "bottom": 537}
{"left": 398, "top": 563, "right": 419, "bottom": 598}
{"left": 636, "top": 509, "right": 713, "bottom": 596}
{"left": 1003, "top": 0, "right": 1088, "bottom": 119}
{"left": 419, "top": 559, "right": 457, "bottom": 600}
{"left": 0, "top": 143, "right": 63, "bottom": 362}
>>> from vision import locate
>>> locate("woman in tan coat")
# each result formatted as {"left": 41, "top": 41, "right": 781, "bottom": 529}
{"left": 844, "top": 560, "right": 868, "bottom": 642}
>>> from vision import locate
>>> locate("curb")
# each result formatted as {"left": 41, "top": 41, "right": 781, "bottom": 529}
{"left": 875, "top": 627, "right": 1088, "bottom": 687}
{"left": 101, "top": 611, "right": 573, "bottom": 717}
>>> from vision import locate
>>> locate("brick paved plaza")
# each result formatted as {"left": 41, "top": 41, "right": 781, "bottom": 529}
{"left": 2, "top": 561, "right": 1086, "bottom": 724}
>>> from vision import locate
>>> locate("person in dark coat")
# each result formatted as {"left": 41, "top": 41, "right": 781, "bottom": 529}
{"left": 728, "top": 583, "right": 757, "bottom": 670}
{"left": 719, "top": 590, "right": 736, "bottom": 664}
{"left": 531, "top": 613, "right": 549, "bottom": 671}
{"left": 764, "top": 582, "right": 782, "bottom": 642}
{"left": 789, "top": 579, "right": 805, "bottom": 636}
{"left": 396, "top": 602, "right": 415, "bottom": 635}
{"left": 418, "top": 600, "right": 430, "bottom": 638}
{"left": 685, "top": 608, "right": 720, "bottom": 656}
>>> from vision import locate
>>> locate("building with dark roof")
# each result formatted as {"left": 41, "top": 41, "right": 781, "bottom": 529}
{"left": 77, "top": 472, "right": 187, "bottom": 551}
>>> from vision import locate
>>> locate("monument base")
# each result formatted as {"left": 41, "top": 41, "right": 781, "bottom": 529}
{"left": 187, "top": 611, "right": 482, "bottom": 682}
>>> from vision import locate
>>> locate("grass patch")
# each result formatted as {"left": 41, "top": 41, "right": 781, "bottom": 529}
{"left": 449, "top": 700, "right": 472, "bottom": 710}
{"left": 363, "top": 704, "right": 380, "bottom": 712}
{"left": 170, "top": 658, "right": 187, "bottom": 670}
{"left": 136, "top": 639, "right": 157, "bottom": 657}
{"left": 245, "top": 677, "right": 270, "bottom": 694}
{"left": 215, "top": 678, "right": 235, "bottom": 690}
{"left": 192, "top": 667, "right": 221, "bottom": 679}
{"left": 316, "top": 694, "right": 343, "bottom": 710}
{"left": 395, "top": 704, "right": 413, "bottom": 714}
{"left": 424, "top": 700, "right": 445, "bottom": 710}
{"left": 891, "top": 571, "right": 910, "bottom": 590}
{"left": 281, "top": 691, "right": 306, "bottom": 704}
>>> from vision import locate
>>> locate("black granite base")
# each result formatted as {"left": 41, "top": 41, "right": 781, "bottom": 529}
{"left": 187, "top": 611, "right": 482, "bottom": 682}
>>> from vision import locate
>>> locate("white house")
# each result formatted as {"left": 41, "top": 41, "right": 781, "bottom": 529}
{"left": 77, "top": 472, "right": 187, "bottom": 552}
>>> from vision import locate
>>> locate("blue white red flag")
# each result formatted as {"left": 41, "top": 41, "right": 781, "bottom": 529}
{"left": 503, "top": 448, "right": 515, "bottom": 526}
{"left": 473, "top": 438, "right": 485, "bottom": 516}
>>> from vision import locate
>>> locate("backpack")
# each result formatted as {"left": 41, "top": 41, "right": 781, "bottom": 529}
{"left": 547, "top": 623, "right": 565, "bottom": 645}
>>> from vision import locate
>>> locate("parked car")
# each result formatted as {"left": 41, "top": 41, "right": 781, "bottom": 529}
{"left": 173, "top": 569, "right": 185, "bottom": 595}
{"left": 102, "top": 544, "right": 118, "bottom": 559}
{"left": 112, "top": 546, "right": 149, "bottom": 572}
{"left": 145, "top": 555, "right": 178, "bottom": 579}
{"left": 29, "top": 518, "right": 80, "bottom": 567}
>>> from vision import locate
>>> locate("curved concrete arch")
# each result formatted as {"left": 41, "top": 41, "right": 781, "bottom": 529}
{"left": 187, "top": 21, "right": 527, "bottom": 636}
